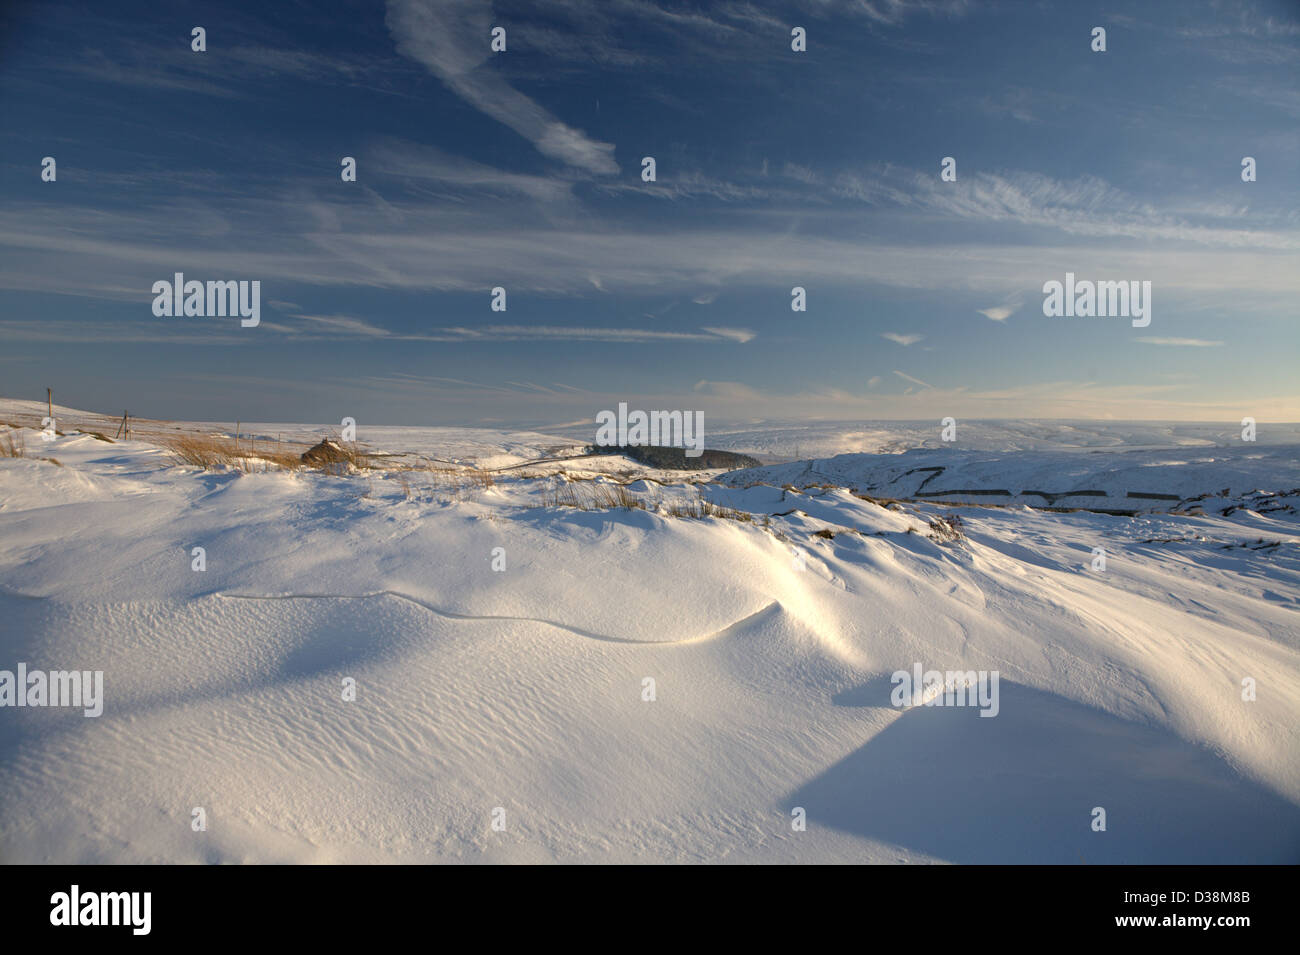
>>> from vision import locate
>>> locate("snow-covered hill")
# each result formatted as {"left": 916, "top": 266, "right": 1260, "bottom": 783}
{"left": 722, "top": 445, "right": 1300, "bottom": 515}
{"left": 1, "top": 407, "right": 1297, "bottom": 863}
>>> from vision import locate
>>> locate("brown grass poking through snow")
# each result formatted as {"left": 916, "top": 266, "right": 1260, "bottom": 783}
{"left": 412, "top": 464, "right": 496, "bottom": 496}
{"left": 662, "top": 497, "right": 753, "bottom": 522}
{"left": 161, "top": 433, "right": 302, "bottom": 472}
{"left": 1, "top": 430, "right": 26, "bottom": 458}
{"left": 544, "top": 479, "right": 648, "bottom": 510}
{"left": 161, "top": 434, "right": 234, "bottom": 469}
{"left": 591, "top": 482, "right": 643, "bottom": 509}
{"left": 333, "top": 439, "right": 371, "bottom": 471}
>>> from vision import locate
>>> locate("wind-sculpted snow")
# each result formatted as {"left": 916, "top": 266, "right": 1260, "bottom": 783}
{"left": 218, "top": 591, "right": 779, "bottom": 646}
{"left": 1, "top": 418, "right": 1297, "bottom": 863}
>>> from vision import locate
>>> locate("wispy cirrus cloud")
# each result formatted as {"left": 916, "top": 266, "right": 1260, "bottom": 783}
{"left": 0, "top": 315, "right": 753, "bottom": 347}
{"left": 4, "top": 189, "right": 1298, "bottom": 317}
{"left": 701, "top": 326, "right": 755, "bottom": 343}
{"left": 817, "top": 167, "right": 1300, "bottom": 250}
{"left": 277, "top": 319, "right": 754, "bottom": 344}
{"left": 294, "top": 313, "right": 394, "bottom": 336}
{"left": 1136, "top": 337, "right": 1225, "bottom": 347}
{"left": 882, "top": 332, "right": 924, "bottom": 345}
{"left": 977, "top": 305, "right": 1018, "bottom": 322}
{"left": 43, "top": 17, "right": 400, "bottom": 102}
{"left": 893, "top": 369, "right": 933, "bottom": 389}
{"left": 798, "top": 0, "right": 971, "bottom": 27}
{"left": 431, "top": 325, "right": 751, "bottom": 344}
{"left": 384, "top": 0, "right": 618, "bottom": 175}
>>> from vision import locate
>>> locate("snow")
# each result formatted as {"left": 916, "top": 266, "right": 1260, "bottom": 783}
{"left": 663, "top": 419, "right": 1300, "bottom": 461}
{"left": 722, "top": 445, "right": 1300, "bottom": 514}
{"left": 1, "top": 402, "right": 1297, "bottom": 863}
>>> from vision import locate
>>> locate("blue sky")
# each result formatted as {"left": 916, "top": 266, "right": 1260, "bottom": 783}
{"left": 1, "top": 0, "right": 1297, "bottom": 426}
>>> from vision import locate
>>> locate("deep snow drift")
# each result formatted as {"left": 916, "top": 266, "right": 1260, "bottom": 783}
{"left": 0, "top": 404, "right": 1297, "bottom": 863}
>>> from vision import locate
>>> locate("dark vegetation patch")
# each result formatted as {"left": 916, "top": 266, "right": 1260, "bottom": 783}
{"left": 585, "top": 444, "right": 760, "bottom": 470}
{"left": 927, "top": 514, "right": 966, "bottom": 544}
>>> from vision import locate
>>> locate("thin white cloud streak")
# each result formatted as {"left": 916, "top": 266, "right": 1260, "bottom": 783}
{"left": 893, "top": 369, "right": 933, "bottom": 389}
{"left": 882, "top": 332, "right": 924, "bottom": 345}
{"left": 701, "top": 326, "right": 756, "bottom": 343}
{"left": 977, "top": 305, "right": 1017, "bottom": 321}
{"left": 505, "top": 381, "right": 562, "bottom": 394}
{"left": 285, "top": 321, "right": 754, "bottom": 344}
{"left": 295, "top": 314, "right": 393, "bottom": 336}
{"left": 384, "top": 0, "right": 618, "bottom": 175}
{"left": 0, "top": 319, "right": 260, "bottom": 345}
{"left": 0, "top": 317, "right": 751, "bottom": 346}
{"left": 1136, "top": 337, "right": 1225, "bottom": 347}
{"left": 428, "top": 325, "right": 750, "bottom": 343}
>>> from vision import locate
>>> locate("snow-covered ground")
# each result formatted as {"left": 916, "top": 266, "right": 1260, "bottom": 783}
{"left": 1, "top": 402, "right": 1297, "bottom": 863}
{"left": 722, "top": 444, "right": 1300, "bottom": 515}
{"left": 656, "top": 419, "right": 1300, "bottom": 461}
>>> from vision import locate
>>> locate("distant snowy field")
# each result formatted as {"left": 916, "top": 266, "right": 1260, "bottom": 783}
{"left": 688, "top": 419, "right": 1300, "bottom": 459}
{"left": 1, "top": 400, "right": 1297, "bottom": 863}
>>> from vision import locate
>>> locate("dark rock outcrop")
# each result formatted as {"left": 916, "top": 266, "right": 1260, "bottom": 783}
{"left": 301, "top": 439, "right": 349, "bottom": 467}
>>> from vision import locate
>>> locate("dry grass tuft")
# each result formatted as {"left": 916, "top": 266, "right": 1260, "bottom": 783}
{"left": 361, "top": 462, "right": 502, "bottom": 502}
{"left": 544, "top": 479, "right": 648, "bottom": 510}
{"left": 662, "top": 496, "right": 753, "bottom": 522}
{"left": 420, "top": 464, "right": 496, "bottom": 493}
{"left": 162, "top": 433, "right": 302, "bottom": 472}
{"left": 163, "top": 434, "right": 236, "bottom": 469}
{"left": 1, "top": 430, "right": 25, "bottom": 458}
{"left": 331, "top": 440, "right": 370, "bottom": 471}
